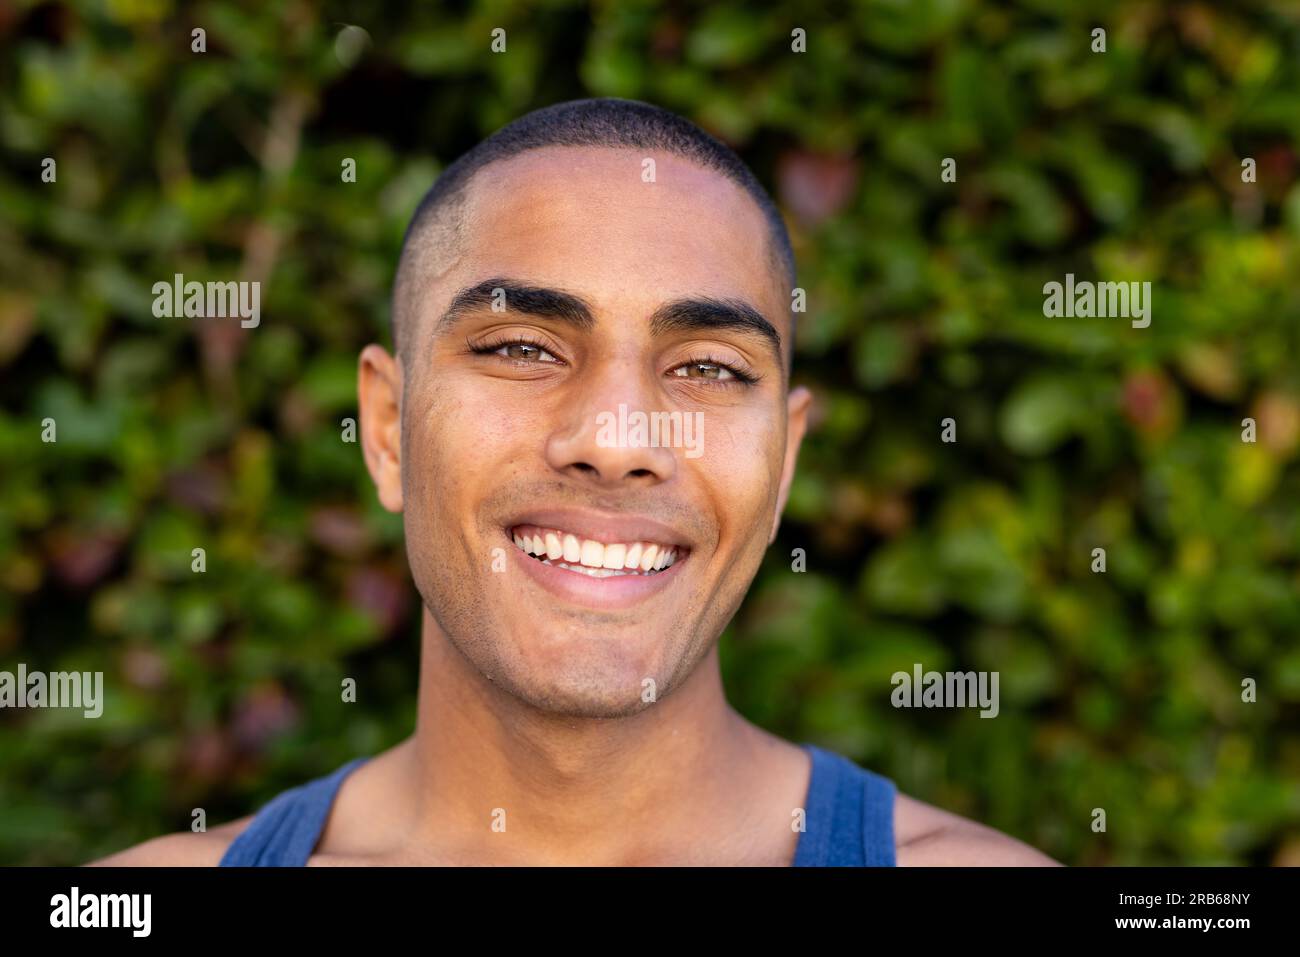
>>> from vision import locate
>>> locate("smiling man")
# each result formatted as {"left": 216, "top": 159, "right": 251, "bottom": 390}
{"left": 97, "top": 98, "right": 1054, "bottom": 867}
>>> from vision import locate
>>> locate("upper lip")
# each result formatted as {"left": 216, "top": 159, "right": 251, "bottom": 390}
{"left": 504, "top": 507, "right": 693, "bottom": 550}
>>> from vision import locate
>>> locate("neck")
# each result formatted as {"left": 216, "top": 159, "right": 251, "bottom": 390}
{"left": 400, "top": 607, "right": 780, "bottom": 864}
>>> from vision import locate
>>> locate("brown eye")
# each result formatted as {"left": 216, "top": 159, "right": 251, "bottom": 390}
{"left": 495, "top": 342, "right": 558, "bottom": 362}
{"left": 673, "top": 361, "right": 733, "bottom": 381}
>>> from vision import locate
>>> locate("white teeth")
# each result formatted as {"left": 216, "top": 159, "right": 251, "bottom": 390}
{"left": 581, "top": 539, "right": 605, "bottom": 567}
{"left": 510, "top": 527, "right": 685, "bottom": 576}
{"left": 545, "top": 532, "right": 563, "bottom": 560}
{"left": 551, "top": 561, "right": 634, "bottom": 578}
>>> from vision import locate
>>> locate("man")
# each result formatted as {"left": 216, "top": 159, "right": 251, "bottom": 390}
{"left": 97, "top": 98, "right": 1055, "bottom": 866}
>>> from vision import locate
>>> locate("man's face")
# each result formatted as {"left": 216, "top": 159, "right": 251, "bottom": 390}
{"left": 361, "top": 146, "right": 809, "bottom": 718}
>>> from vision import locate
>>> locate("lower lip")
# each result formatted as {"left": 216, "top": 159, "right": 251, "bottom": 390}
{"left": 505, "top": 531, "right": 687, "bottom": 610}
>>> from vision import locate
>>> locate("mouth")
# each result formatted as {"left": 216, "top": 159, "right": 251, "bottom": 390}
{"left": 508, "top": 524, "right": 687, "bottom": 579}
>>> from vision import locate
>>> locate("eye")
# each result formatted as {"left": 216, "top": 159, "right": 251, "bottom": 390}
{"left": 673, "top": 361, "right": 734, "bottom": 381}
{"left": 499, "top": 342, "right": 557, "bottom": 362}
{"left": 473, "top": 339, "right": 561, "bottom": 363}
{"left": 669, "top": 359, "right": 756, "bottom": 384}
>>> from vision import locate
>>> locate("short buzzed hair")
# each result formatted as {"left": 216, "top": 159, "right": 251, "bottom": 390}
{"left": 390, "top": 97, "right": 796, "bottom": 358}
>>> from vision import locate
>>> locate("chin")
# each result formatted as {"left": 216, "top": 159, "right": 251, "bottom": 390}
{"left": 478, "top": 623, "right": 679, "bottom": 718}
{"left": 503, "top": 671, "right": 659, "bottom": 719}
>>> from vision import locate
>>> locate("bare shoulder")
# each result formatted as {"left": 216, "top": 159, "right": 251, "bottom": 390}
{"left": 894, "top": 791, "right": 1060, "bottom": 866}
{"left": 85, "top": 744, "right": 404, "bottom": 867}
{"left": 86, "top": 815, "right": 254, "bottom": 867}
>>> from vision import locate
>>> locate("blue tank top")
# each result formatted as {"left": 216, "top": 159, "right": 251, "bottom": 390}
{"left": 219, "top": 742, "right": 896, "bottom": 866}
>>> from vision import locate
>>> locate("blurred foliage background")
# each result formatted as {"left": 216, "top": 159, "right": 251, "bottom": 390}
{"left": 2, "top": 0, "right": 1299, "bottom": 866}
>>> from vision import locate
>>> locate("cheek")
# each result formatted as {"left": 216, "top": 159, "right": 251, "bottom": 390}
{"left": 403, "top": 375, "right": 541, "bottom": 520}
{"left": 401, "top": 381, "right": 533, "bottom": 602}
{"left": 456, "top": 386, "right": 562, "bottom": 502}
{"left": 693, "top": 406, "right": 785, "bottom": 533}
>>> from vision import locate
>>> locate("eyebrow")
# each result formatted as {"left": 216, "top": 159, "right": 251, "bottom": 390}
{"left": 648, "top": 297, "right": 782, "bottom": 362}
{"left": 435, "top": 277, "right": 784, "bottom": 362}
{"left": 435, "top": 278, "right": 594, "bottom": 334}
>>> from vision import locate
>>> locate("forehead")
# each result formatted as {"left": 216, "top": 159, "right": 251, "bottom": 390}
{"left": 453, "top": 146, "right": 786, "bottom": 322}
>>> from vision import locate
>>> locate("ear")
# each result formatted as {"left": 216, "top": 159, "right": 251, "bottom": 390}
{"left": 770, "top": 385, "right": 812, "bottom": 544}
{"left": 358, "top": 344, "right": 404, "bottom": 512}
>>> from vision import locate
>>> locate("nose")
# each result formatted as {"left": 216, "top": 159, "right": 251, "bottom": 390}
{"left": 544, "top": 360, "right": 678, "bottom": 489}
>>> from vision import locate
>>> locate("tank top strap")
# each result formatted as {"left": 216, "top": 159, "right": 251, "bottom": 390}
{"left": 793, "top": 744, "right": 897, "bottom": 866}
{"left": 219, "top": 757, "right": 370, "bottom": 866}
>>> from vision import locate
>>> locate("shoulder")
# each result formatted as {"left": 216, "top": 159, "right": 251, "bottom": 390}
{"left": 87, "top": 815, "right": 254, "bottom": 867}
{"left": 88, "top": 749, "right": 393, "bottom": 867}
{"left": 894, "top": 791, "right": 1060, "bottom": 866}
